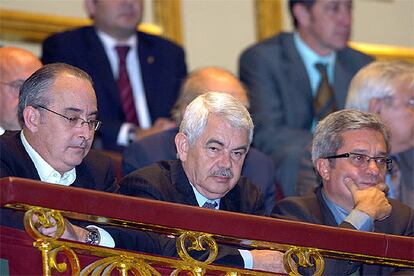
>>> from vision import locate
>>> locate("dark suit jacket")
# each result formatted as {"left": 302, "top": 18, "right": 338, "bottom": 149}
{"left": 119, "top": 159, "right": 266, "bottom": 267}
{"left": 42, "top": 26, "right": 187, "bottom": 151}
{"left": 0, "top": 130, "right": 118, "bottom": 229}
{"left": 239, "top": 32, "right": 373, "bottom": 196}
{"left": 296, "top": 146, "right": 414, "bottom": 211}
{"left": 273, "top": 187, "right": 414, "bottom": 275}
{"left": 122, "top": 128, "right": 277, "bottom": 214}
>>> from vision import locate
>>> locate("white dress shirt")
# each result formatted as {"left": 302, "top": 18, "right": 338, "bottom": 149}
{"left": 20, "top": 130, "right": 115, "bottom": 247}
{"left": 97, "top": 30, "right": 152, "bottom": 146}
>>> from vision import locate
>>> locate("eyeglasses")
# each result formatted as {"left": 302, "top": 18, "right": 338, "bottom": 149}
{"left": 324, "top": 152, "right": 392, "bottom": 172}
{"left": 0, "top": 80, "right": 25, "bottom": 91}
{"left": 36, "top": 105, "right": 102, "bottom": 131}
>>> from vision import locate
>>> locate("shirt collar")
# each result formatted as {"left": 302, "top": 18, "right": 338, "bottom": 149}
{"left": 321, "top": 187, "right": 349, "bottom": 225}
{"left": 0, "top": 127, "right": 4, "bottom": 135}
{"left": 20, "top": 131, "right": 76, "bottom": 186}
{"left": 96, "top": 29, "right": 137, "bottom": 50}
{"left": 189, "top": 182, "right": 220, "bottom": 209}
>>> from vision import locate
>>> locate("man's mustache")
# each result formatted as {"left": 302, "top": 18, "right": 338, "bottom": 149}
{"left": 210, "top": 168, "right": 234, "bottom": 178}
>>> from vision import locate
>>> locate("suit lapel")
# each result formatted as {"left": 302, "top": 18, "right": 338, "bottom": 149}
{"left": 280, "top": 34, "right": 314, "bottom": 125}
{"left": 333, "top": 51, "right": 354, "bottom": 109}
{"left": 84, "top": 27, "right": 121, "bottom": 109}
{"left": 170, "top": 160, "right": 199, "bottom": 206}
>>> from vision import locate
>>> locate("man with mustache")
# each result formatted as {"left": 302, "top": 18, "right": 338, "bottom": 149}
{"left": 273, "top": 110, "right": 414, "bottom": 275}
{"left": 120, "top": 92, "right": 285, "bottom": 273}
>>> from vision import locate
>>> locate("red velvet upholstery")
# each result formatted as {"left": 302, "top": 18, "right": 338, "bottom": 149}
{"left": 1, "top": 177, "right": 413, "bottom": 262}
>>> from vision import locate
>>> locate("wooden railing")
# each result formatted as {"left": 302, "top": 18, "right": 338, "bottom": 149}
{"left": 1, "top": 177, "right": 413, "bottom": 275}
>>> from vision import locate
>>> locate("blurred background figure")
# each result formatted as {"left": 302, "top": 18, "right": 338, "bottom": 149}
{"left": 123, "top": 67, "right": 279, "bottom": 214}
{"left": 239, "top": 0, "right": 373, "bottom": 197}
{"left": 42, "top": 0, "right": 187, "bottom": 151}
{"left": 297, "top": 60, "right": 414, "bottom": 209}
{"left": 0, "top": 46, "right": 42, "bottom": 134}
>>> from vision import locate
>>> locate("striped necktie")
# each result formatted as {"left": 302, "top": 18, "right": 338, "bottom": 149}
{"left": 202, "top": 201, "right": 218, "bottom": 209}
{"left": 314, "top": 63, "right": 336, "bottom": 121}
{"left": 115, "top": 45, "right": 139, "bottom": 125}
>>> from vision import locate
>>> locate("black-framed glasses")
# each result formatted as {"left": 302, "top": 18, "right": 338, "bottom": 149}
{"left": 36, "top": 105, "right": 102, "bottom": 131}
{"left": 324, "top": 152, "right": 392, "bottom": 172}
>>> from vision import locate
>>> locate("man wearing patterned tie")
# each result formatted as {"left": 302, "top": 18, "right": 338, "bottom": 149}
{"left": 42, "top": 0, "right": 187, "bottom": 151}
{"left": 239, "top": 0, "right": 373, "bottom": 196}
{"left": 297, "top": 61, "right": 414, "bottom": 208}
{"left": 120, "top": 92, "right": 286, "bottom": 273}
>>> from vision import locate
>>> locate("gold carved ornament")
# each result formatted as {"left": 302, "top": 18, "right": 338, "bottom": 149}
{"left": 284, "top": 246, "right": 325, "bottom": 276}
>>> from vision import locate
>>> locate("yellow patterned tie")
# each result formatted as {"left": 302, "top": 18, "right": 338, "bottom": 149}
{"left": 314, "top": 63, "right": 336, "bottom": 120}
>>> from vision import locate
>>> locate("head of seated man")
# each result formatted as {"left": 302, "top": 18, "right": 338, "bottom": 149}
{"left": 312, "top": 109, "right": 392, "bottom": 218}
{"left": 0, "top": 46, "right": 42, "bottom": 133}
{"left": 175, "top": 91, "right": 253, "bottom": 200}
{"left": 18, "top": 63, "right": 101, "bottom": 175}
{"left": 346, "top": 60, "right": 414, "bottom": 155}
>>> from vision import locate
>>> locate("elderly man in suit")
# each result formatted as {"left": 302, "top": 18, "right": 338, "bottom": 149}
{"left": 0, "top": 46, "right": 42, "bottom": 134}
{"left": 273, "top": 110, "right": 414, "bottom": 275}
{"left": 120, "top": 92, "right": 285, "bottom": 273}
{"left": 239, "top": 0, "right": 373, "bottom": 196}
{"left": 0, "top": 63, "right": 119, "bottom": 246}
{"left": 123, "top": 67, "right": 278, "bottom": 214}
{"left": 42, "top": 0, "right": 187, "bottom": 151}
{"left": 296, "top": 61, "right": 414, "bottom": 209}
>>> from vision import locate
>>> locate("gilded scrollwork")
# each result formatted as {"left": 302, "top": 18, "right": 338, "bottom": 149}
{"left": 284, "top": 247, "right": 324, "bottom": 276}
{"left": 176, "top": 231, "right": 219, "bottom": 266}
{"left": 81, "top": 255, "right": 160, "bottom": 276}
{"left": 24, "top": 207, "right": 65, "bottom": 240}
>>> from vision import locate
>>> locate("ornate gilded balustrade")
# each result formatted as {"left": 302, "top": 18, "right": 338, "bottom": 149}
{"left": 1, "top": 177, "right": 413, "bottom": 275}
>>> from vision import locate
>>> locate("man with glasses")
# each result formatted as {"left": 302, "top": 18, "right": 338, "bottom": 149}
{"left": 0, "top": 63, "right": 119, "bottom": 245}
{"left": 297, "top": 61, "right": 414, "bottom": 209}
{"left": 0, "top": 46, "right": 42, "bottom": 134}
{"left": 273, "top": 109, "right": 414, "bottom": 275}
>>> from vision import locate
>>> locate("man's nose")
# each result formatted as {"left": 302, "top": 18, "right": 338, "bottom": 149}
{"left": 218, "top": 153, "right": 232, "bottom": 168}
{"left": 366, "top": 159, "right": 380, "bottom": 175}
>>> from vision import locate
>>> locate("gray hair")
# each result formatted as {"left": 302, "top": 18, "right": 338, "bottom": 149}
{"left": 18, "top": 63, "right": 92, "bottom": 126}
{"left": 171, "top": 66, "right": 249, "bottom": 124}
{"left": 312, "top": 109, "right": 391, "bottom": 167}
{"left": 346, "top": 60, "right": 414, "bottom": 111}
{"left": 179, "top": 91, "right": 254, "bottom": 145}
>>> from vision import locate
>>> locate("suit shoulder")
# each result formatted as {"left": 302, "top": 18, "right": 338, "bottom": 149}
{"left": 138, "top": 31, "right": 184, "bottom": 52}
{"left": 240, "top": 32, "right": 291, "bottom": 58}
{"left": 82, "top": 149, "right": 113, "bottom": 171}
{"left": 44, "top": 26, "right": 92, "bottom": 43}
{"left": 338, "top": 46, "right": 374, "bottom": 66}
{"left": 273, "top": 195, "right": 319, "bottom": 221}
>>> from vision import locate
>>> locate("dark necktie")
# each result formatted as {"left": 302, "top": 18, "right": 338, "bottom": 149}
{"left": 314, "top": 63, "right": 336, "bottom": 121}
{"left": 202, "top": 201, "right": 218, "bottom": 209}
{"left": 115, "top": 46, "right": 139, "bottom": 125}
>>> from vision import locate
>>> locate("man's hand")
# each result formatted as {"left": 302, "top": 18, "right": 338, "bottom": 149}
{"left": 251, "top": 249, "right": 286, "bottom": 273}
{"left": 33, "top": 215, "right": 89, "bottom": 242}
{"left": 345, "top": 178, "right": 392, "bottom": 221}
{"left": 135, "top": 118, "right": 176, "bottom": 140}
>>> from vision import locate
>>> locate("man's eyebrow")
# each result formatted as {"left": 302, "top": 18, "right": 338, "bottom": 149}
{"left": 64, "top": 107, "right": 98, "bottom": 116}
{"left": 232, "top": 145, "right": 248, "bottom": 152}
{"left": 205, "top": 139, "right": 224, "bottom": 147}
{"left": 352, "top": 149, "right": 388, "bottom": 156}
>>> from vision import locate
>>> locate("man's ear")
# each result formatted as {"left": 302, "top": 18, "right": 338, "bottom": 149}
{"left": 23, "top": 106, "right": 40, "bottom": 133}
{"left": 293, "top": 3, "right": 311, "bottom": 28}
{"left": 316, "top": 159, "right": 331, "bottom": 181}
{"left": 84, "top": 0, "right": 96, "bottom": 19}
{"left": 175, "top": 132, "right": 189, "bottom": 162}
{"left": 368, "top": 98, "right": 382, "bottom": 114}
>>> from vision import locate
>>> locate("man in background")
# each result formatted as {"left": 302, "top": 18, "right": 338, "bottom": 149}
{"left": 123, "top": 67, "right": 278, "bottom": 214}
{"left": 0, "top": 46, "right": 42, "bottom": 134}
{"left": 120, "top": 92, "right": 285, "bottom": 273}
{"left": 273, "top": 110, "right": 413, "bottom": 275}
{"left": 239, "top": 0, "right": 373, "bottom": 196}
{"left": 296, "top": 61, "right": 414, "bottom": 210}
{"left": 42, "top": 0, "right": 187, "bottom": 151}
